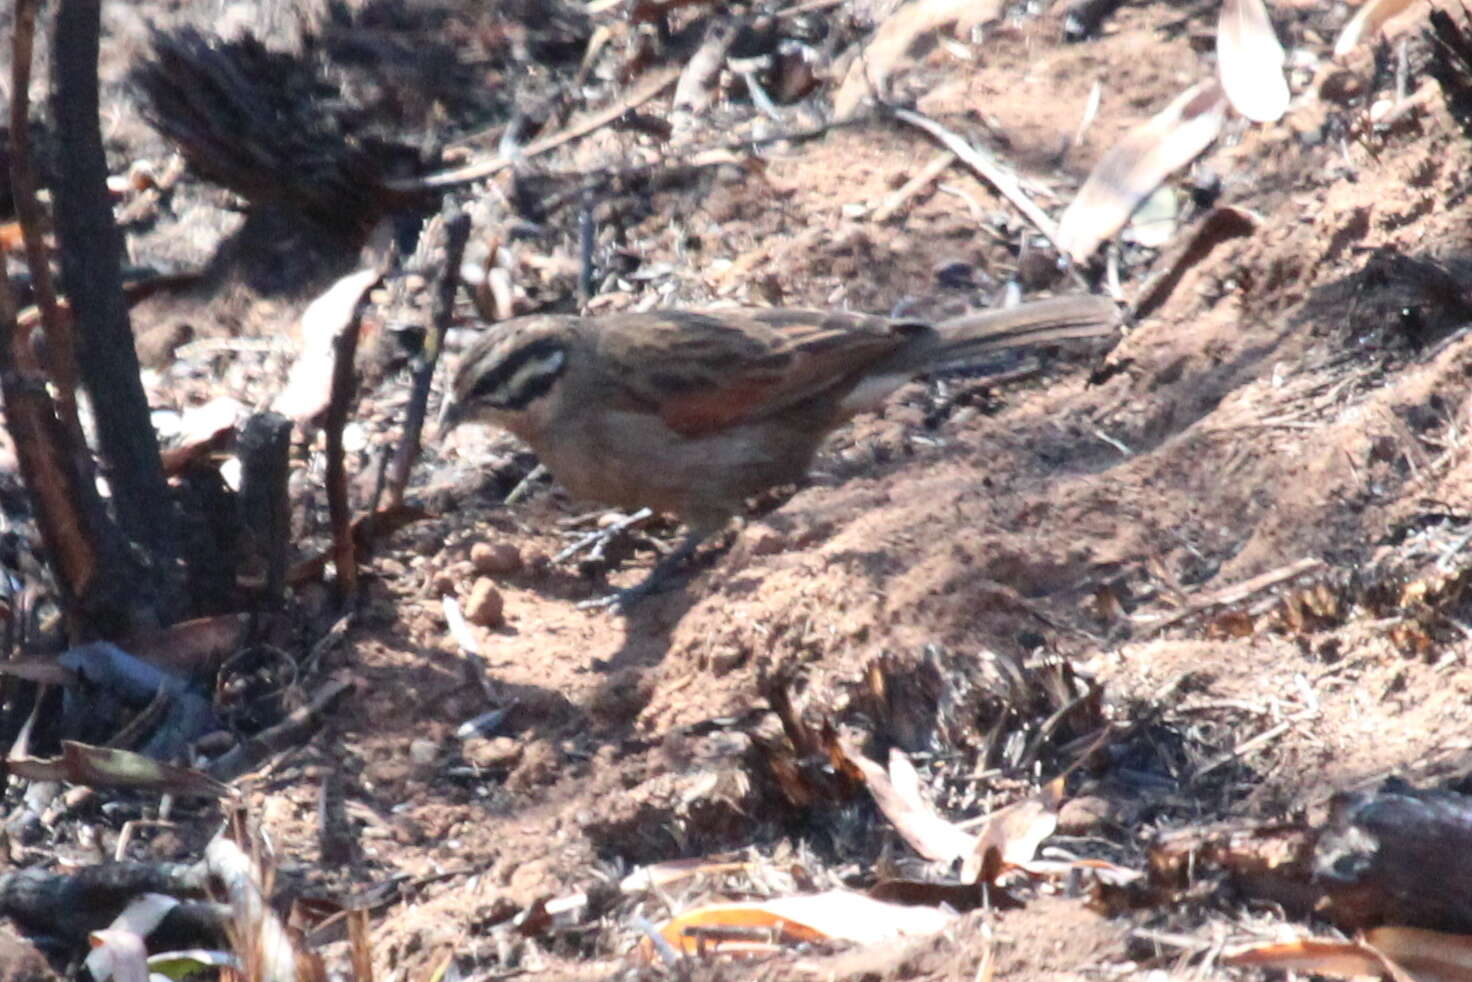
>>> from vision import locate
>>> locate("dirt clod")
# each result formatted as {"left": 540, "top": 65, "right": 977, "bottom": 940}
{"left": 471, "top": 541, "right": 523, "bottom": 575}
{"left": 464, "top": 578, "right": 505, "bottom": 627}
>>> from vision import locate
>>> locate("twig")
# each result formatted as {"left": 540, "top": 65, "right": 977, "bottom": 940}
{"left": 892, "top": 108, "right": 1065, "bottom": 256}
{"left": 673, "top": 18, "right": 742, "bottom": 115}
{"left": 740, "top": 69, "right": 784, "bottom": 122}
{"left": 324, "top": 292, "right": 368, "bottom": 602}
{"left": 873, "top": 150, "right": 956, "bottom": 222}
{"left": 0, "top": 249, "right": 102, "bottom": 635}
{"left": 10, "top": 0, "right": 81, "bottom": 433}
{"left": 504, "top": 463, "right": 548, "bottom": 505}
{"left": 387, "top": 205, "right": 471, "bottom": 508}
{"left": 1193, "top": 711, "right": 1314, "bottom": 780}
{"left": 391, "top": 64, "right": 682, "bottom": 191}
{"left": 208, "top": 677, "right": 354, "bottom": 781}
{"left": 1133, "top": 557, "right": 1326, "bottom": 635}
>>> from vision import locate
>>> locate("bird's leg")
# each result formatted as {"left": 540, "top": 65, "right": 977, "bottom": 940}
{"left": 554, "top": 507, "right": 653, "bottom": 564}
{"left": 577, "top": 526, "right": 713, "bottom": 611}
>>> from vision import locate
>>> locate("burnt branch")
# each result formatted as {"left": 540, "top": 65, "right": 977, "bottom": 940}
{"left": 52, "top": 0, "right": 180, "bottom": 623}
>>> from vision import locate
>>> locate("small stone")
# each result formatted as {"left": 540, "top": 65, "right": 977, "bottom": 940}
{"left": 524, "top": 552, "right": 552, "bottom": 578}
{"left": 1057, "top": 795, "right": 1117, "bottom": 835}
{"left": 431, "top": 570, "right": 457, "bottom": 597}
{"left": 708, "top": 646, "right": 748, "bottom": 676}
{"left": 408, "top": 738, "right": 439, "bottom": 765}
{"left": 463, "top": 736, "right": 523, "bottom": 770}
{"left": 746, "top": 527, "right": 787, "bottom": 557}
{"left": 471, "top": 542, "right": 523, "bottom": 575}
{"left": 465, "top": 578, "right": 505, "bottom": 627}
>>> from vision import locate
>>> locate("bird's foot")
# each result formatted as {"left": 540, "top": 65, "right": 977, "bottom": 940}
{"left": 575, "top": 580, "right": 664, "bottom": 612}
{"left": 554, "top": 507, "right": 654, "bottom": 565}
{"left": 575, "top": 527, "right": 711, "bottom": 613}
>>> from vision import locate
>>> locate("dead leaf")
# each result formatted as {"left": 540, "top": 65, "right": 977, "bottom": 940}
{"left": 832, "top": 0, "right": 1005, "bottom": 119}
{"left": 86, "top": 929, "right": 150, "bottom": 982}
{"left": 1334, "top": 0, "right": 1420, "bottom": 58}
{"left": 159, "top": 396, "right": 246, "bottom": 475}
{"left": 271, "top": 268, "right": 381, "bottom": 423}
{"left": 1370, "top": 926, "right": 1472, "bottom": 982}
{"left": 1223, "top": 936, "right": 1400, "bottom": 978}
{"left": 962, "top": 775, "right": 1064, "bottom": 883}
{"left": 1057, "top": 79, "right": 1228, "bottom": 262}
{"left": 645, "top": 889, "right": 958, "bottom": 959}
{"left": 284, "top": 503, "right": 431, "bottom": 587}
{"left": 848, "top": 745, "right": 978, "bottom": 863}
{"left": 867, "top": 878, "right": 1002, "bottom": 912}
{"left": 1223, "top": 927, "right": 1472, "bottom": 982}
{"left": 0, "top": 221, "right": 24, "bottom": 252}
{"left": 1012, "top": 857, "right": 1143, "bottom": 885}
{"left": 621, "top": 856, "right": 757, "bottom": 893}
{"left": 1218, "top": 0, "right": 1290, "bottom": 122}
{"left": 206, "top": 835, "right": 299, "bottom": 982}
{"left": 119, "top": 613, "right": 249, "bottom": 676}
{"left": 9, "top": 741, "right": 233, "bottom": 798}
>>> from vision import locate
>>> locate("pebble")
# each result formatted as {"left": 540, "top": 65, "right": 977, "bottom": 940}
{"left": 465, "top": 578, "right": 505, "bottom": 627}
{"left": 471, "top": 541, "right": 523, "bottom": 575}
{"left": 746, "top": 527, "right": 787, "bottom": 557}
{"left": 409, "top": 738, "right": 439, "bottom": 765}
{"left": 431, "top": 570, "right": 457, "bottom": 597}
{"left": 1057, "top": 794, "right": 1117, "bottom": 835}
{"left": 463, "top": 736, "right": 523, "bottom": 769}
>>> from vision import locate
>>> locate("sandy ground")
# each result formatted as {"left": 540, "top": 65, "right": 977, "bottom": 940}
{"left": 6, "top": 0, "right": 1472, "bottom": 978}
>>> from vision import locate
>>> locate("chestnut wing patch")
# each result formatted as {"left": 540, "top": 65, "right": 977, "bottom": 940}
{"left": 592, "top": 309, "right": 911, "bottom": 437}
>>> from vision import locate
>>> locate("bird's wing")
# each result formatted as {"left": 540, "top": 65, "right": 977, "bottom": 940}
{"left": 589, "top": 309, "right": 915, "bottom": 436}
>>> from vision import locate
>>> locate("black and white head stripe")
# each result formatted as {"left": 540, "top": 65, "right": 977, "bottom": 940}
{"left": 467, "top": 337, "right": 568, "bottom": 410}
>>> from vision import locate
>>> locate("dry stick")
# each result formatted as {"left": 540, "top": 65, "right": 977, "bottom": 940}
{"left": 388, "top": 64, "right": 683, "bottom": 192}
{"left": 9, "top": 0, "right": 81, "bottom": 423}
{"left": 237, "top": 412, "right": 293, "bottom": 611}
{"left": 1135, "top": 557, "right": 1326, "bottom": 635}
{"left": 385, "top": 207, "right": 471, "bottom": 509}
{"left": 873, "top": 150, "right": 957, "bottom": 222}
{"left": 0, "top": 238, "right": 98, "bottom": 635}
{"left": 324, "top": 296, "right": 367, "bottom": 603}
{"left": 208, "top": 677, "right": 354, "bottom": 781}
{"left": 1193, "top": 711, "right": 1313, "bottom": 781}
{"left": 891, "top": 108, "right": 1068, "bottom": 258}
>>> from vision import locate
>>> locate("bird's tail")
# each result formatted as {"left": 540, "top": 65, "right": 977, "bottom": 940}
{"left": 930, "top": 294, "right": 1118, "bottom": 364}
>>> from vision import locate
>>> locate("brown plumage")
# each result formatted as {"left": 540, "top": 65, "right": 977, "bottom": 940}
{"left": 445, "top": 295, "right": 1117, "bottom": 606}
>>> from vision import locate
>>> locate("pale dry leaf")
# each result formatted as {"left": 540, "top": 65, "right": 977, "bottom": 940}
{"left": 86, "top": 930, "right": 150, "bottom": 982}
{"left": 961, "top": 775, "right": 1064, "bottom": 883}
{"left": 832, "top": 0, "right": 1005, "bottom": 119}
{"left": 851, "top": 746, "right": 977, "bottom": 862}
{"left": 645, "top": 889, "right": 958, "bottom": 959}
{"left": 271, "top": 267, "right": 381, "bottom": 422}
{"left": 1333, "top": 0, "right": 1421, "bottom": 57}
{"left": 8, "top": 741, "right": 233, "bottom": 798}
{"left": 1223, "top": 937, "right": 1397, "bottom": 978}
{"left": 1057, "top": 79, "right": 1228, "bottom": 262}
{"left": 1368, "top": 926, "right": 1472, "bottom": 982}
{"left": 620, "top": 856, "right": 756, "bottom": 893}
{"left": 1218, "top": 0, "right": 1290, "bottom": 122}
{"left": 206, "top": 836, "right": 298, "bottom": 982}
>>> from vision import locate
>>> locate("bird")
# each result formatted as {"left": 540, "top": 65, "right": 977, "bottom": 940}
{"left": 442, "top": 295, "right": 1117, "bottom": 608}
